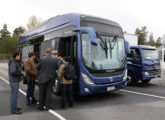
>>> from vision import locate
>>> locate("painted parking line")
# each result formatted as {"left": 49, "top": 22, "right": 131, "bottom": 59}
{"left": 120, "top": 89, "right": 165, "bottom": 100}
{"left": 0, "top": 75, "right": 66, "bottom": 120}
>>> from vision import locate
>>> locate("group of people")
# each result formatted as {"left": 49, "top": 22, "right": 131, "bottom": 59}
{"left": 8, "top": 48, "right": 74, "bottom": 114}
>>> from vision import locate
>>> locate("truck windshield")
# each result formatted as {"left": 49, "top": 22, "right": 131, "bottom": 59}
{"left": 81, "top": 33, "right": 126, "bottom": 70}
{"left": 142, "top": 49, "right": 159, "bottom": 60}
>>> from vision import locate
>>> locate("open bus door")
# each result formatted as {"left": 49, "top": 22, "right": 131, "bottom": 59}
{"left": 53, "top": 35, "right": 78, "bottom": 95}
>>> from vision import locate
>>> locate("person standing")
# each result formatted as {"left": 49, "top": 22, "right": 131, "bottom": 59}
{"left": 37, "top": 48, "right": 58, "bottom": 110}
{"left": 57, "top": 57, "right": 74, "bottom": 109}
{"left": 8, "top": 51, "right": 23, "bottom": 114}
{"left": 57, "top": 53, "right": 63, "bottom": 68}
{"left": 24, "top": 52, "right": 38, "bottom": 105}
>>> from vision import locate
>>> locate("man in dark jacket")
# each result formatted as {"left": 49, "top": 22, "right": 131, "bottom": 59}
{"left": 8, "top": 51, "right": 23, "bottom": 114}
{"left": 37, "top": 48, "right": 58, "bottom": 110}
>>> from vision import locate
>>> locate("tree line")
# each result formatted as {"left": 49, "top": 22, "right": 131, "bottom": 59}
{"left": 0, "top": 16, "right": 42, "bottom": 60}
{"left": 135, "top": 26, "right": 162, "bottom": 48}
{"left": 0, "top": 16, "right": 163, "bottom": 59}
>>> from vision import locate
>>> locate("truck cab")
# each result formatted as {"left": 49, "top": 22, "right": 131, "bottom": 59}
{"left": 127, "top": 45, "right": 161, "bottom": 84}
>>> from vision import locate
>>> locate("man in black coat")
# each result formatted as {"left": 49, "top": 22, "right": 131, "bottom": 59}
{"left": 8, "top": 51, "right": 23, "bottom": 114}
{"left": 36, "top": 48, "right": 58, "bottom": 110}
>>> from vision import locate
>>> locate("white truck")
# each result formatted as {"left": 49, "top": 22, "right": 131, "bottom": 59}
{"left": 157, "top": 45, "right": 165, "bottom": 69}
{"left": 124, "top": 33, "right": 138, "bottom": 46}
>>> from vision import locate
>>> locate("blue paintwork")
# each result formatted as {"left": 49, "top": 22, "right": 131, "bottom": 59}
{"left": 73, "top": 27, "right": 97, "bottom": 45}
{"left": 19, "top": 13, "right": 127, "bottom": 95}
{"left": 19, "top": 13, "right": 81, "bottom": 43}
{"left": 127, "top": 45, "right": 161, "bottom": 82}
{"left": 125, "top": 41, "right": 130, "bottom": 54}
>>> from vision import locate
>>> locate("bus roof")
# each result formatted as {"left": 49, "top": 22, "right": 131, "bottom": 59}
{"left": 18, "top": 13, "right": 121, "bottom": 44}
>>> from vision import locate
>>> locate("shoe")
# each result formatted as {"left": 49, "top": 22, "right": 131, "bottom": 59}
{"left": 30, "top": 102, "right": 36, "bottom": 106}
{"left": 17, "top": 108, "right": 22, "bottom": 111}
{"left": 37, "top": 106, "right": 44, "bottom": 110}
{"left": 32, "top": 99, "right": 38, "bottom": 103}
{"left": 44, "top": 106, "right": 51, "bottom": 111}
{"left": 11, "top": 111, "right": 22, "bottom": 114}
{"left": 44, "top": 108, "right": 50, "bottom": 111}
{"left": 27, "top": 103, "right": 31, "bottom": 106}
{"left": 61, "top": 105, "right": 65, "bottom": 109}
{"left": 69, "top": 104, "right": 74, "bottom": 108}
{"left": 27, "top": 102, "right": 36, "bottom": 106}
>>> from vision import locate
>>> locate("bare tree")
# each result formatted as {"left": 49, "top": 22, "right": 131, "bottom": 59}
{"left": 27, "top": 16, "right": 43, "bottom": 30}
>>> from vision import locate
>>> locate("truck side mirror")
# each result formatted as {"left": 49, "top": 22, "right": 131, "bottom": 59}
{"left": 72, "top": 27, "right": 97, "bottom": 45}
{"left": 125, "top": 41, "right": 130, "bottom": 54}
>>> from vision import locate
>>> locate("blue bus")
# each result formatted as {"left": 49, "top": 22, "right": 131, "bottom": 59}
{"left": 18, "top": 13, "right": 128, "bottom": 96}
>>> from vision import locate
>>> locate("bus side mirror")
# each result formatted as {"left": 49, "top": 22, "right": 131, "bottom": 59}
{"left": 73, "top": 27, "right": 97, "bottom": 45}
{"left": 125, "top": 41, "right": 130, "bottom": 54}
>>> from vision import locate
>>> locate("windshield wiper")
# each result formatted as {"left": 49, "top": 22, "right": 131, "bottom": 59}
{"left": 120, "top": 55, "right": 126, "bottom": 67}
{"left": 111, "top": 35, "right": 118, "bottom": 49}
{"left": 108, "top": 35, "right": 118, "bottom": 59}
{"left": 96, "top": 33, "right": 108, "bottom": 59}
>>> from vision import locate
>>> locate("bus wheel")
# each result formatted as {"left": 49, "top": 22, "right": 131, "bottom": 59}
{"left": 52, "top": 79, "right": 61, "bottom": 95}
{"left": 127, "top": 72, "right": 136, "bottom": 85}
{"left": 142, "top": 79, "right": 151, "bottom": 84}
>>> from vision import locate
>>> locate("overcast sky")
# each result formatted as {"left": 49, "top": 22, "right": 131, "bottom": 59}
{"left": 0, "top": 0, "right": 165, "bottom": 40}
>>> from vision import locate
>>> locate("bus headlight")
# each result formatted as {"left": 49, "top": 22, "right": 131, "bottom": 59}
{"left": 81, "top": 72, "right": 94, "bottom": 85}
{"left": 123, "top": 69, "right": 127, "bottom": 80}
{"left": 144, "top": 72, "right": 150, "bottom": 76}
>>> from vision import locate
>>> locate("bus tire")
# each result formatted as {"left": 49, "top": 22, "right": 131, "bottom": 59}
{"left": 127, "top": 72, "right": 136, "bottom": 85}
{"left": 142, "top": 79, "right": 151, "bottom": 84}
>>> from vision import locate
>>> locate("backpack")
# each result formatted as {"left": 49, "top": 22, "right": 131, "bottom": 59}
{"left": 63, "top": 64, "right": 75, "bottom": 80}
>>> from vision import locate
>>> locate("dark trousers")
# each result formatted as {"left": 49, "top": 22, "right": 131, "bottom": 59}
{"left": 10, "top": 82, "right": 19, "bottom": 113}
{"left": 61, "top": 84, "right": 73, "bottom": 107}
{"left": 26, "top": 80, "right": 36, "bottom": 104}
{"left": 39, "top": 80, "right": 52, "bottom": 109}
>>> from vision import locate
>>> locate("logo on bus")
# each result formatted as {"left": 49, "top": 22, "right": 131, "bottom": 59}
{"left": 109, "top": 77, "right": 113, "bottom": 82}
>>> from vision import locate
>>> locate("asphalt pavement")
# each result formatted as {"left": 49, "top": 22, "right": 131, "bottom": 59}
{"left": 0, "top": 63, "right": 165, "bottom": 120}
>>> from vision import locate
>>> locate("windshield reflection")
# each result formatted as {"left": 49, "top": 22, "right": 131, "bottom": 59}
{"left": 81, "top": 33, "right": 126, "bottom": 70}
{"left": 142, "top": 49, "right": 159, "bottom": 60}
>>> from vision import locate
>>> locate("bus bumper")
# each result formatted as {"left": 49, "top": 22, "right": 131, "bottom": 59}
{"left": 79, "top": 79, "right": 127, "bottom": 96}
{"left": 142, "top": 71, "right": 161, "bottom": 81}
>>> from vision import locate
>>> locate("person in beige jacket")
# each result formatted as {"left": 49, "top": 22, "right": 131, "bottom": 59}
{"left": 57, "top": 57, "right": 74, "bottom": 109}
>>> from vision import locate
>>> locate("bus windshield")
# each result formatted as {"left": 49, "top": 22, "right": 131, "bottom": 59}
{"left": 81, "top": 33, "right": 126, "bottom": 70}
{"left": 142, "top": 49, "right": 159, "bottom": 60}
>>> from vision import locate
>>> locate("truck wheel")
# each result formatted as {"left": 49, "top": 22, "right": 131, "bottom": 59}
{"left": 142, "top": 79, "right": 151, "bottom": 84}
{"left": 127, "top": 72, "right": 136, "bottom": 85}
{"left": 52, "top": 79, "right": 61, "bottom": 95}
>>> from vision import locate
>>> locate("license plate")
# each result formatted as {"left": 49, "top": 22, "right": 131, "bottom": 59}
{"left": 107, "top": 86, "right": 115, "bottom": 91}
{"left": 154, "top": 75, "right": 159, "bottom": 78}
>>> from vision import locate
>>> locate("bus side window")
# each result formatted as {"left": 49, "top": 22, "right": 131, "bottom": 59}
{"left": 34, "top": 44, "right": 41, "bottom": 63}
{"left": 55, "top": 38, "right": 59, "bottom": 52}
{"left": 164, "top": 50, "right": 165, "bottom": 62}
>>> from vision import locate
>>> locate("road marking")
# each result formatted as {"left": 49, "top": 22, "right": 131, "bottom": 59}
{"left": 0, "top": 76, "right": 66, "bottom": 120}
{"left": 49, "top": 110, "right": 66, "bottom": 120}
{"left": 120, "top": 89, "right": 165, "bottom": 100}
